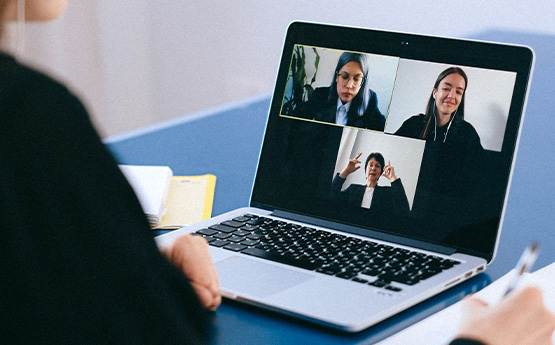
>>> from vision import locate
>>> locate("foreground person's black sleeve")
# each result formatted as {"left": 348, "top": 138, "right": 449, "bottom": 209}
{"left": 0, "top": 54, "right": 213, "bottom": 344}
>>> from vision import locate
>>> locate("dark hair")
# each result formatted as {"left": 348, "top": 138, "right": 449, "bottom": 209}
{"left": 420, "top": 67, "right": 468, "bottom": 139}
{"left": 364, "top": 152, "right": 385, "bottom": 175}
{"left": 328, "top": 52, "right": 371, "bottom": 117}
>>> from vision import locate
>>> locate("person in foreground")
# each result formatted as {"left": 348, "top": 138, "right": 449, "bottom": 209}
{"left": 0, "top": 2, "right": 553, "bottom": 344}
{"left": 1, "top": 1, "right": 220, "bottom": 344}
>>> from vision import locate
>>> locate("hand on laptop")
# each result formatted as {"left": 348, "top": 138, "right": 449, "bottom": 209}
{"left": 162, "top": 234, "right": 222, "bottom": 311}
{"left": 454, "top": 286, "right": 555, "bottom": 345}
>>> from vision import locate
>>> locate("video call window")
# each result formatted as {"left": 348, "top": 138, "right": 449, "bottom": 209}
{"left": 280, "top": 44, "right": 518, "bottom": 153}
{"left": 271, "top": 43, "right": 521, "bottom": 250}
{"left": 280, "top": 46, "right": 398, "bottom": 133}
{"left": 266, "top": 42, "right": 522, "bottom": 251}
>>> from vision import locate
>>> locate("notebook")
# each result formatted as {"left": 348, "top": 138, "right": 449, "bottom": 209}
{"left": 119, "top": 165, "right": 173, "bottom": 226}
{"left": 156, "top": 22, "right": 534, "bottom": 332}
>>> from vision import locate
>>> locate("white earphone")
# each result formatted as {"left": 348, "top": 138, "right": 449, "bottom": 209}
{"left": 432, "top": 100, "right": 456, "bottom": 143}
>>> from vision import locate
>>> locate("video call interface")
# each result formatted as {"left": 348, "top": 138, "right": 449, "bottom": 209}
{"left": 254, "top": 44, "right": 519, "bottom": 257}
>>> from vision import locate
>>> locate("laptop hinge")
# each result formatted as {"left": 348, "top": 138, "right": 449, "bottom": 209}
{"left": 271, "top": 210, "right": 457, "bottom": 256}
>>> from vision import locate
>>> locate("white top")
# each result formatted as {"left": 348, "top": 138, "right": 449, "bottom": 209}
{"left": 361, "top": 186, "right": 375, "bottom": 209}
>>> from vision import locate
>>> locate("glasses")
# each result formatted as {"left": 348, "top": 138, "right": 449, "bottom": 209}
{"left": 336, "top": 72, "right": 365, "bottom": 88}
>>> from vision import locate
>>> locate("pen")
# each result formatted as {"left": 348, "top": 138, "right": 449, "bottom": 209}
{"left": 502, "top": 242, "right": 539, "bottom": 297}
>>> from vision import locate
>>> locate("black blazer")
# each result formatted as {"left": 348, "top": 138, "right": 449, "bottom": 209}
{"left": 302, "top": 87, "right": 386, "bottom": 131}
{"left": 331, "top": 174, "right": 410, "bottom": 216}
{"left": 0, "top": 53, "right": 211, "bottom": 344}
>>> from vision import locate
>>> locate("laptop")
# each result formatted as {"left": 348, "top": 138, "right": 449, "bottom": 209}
{"left": 156, "top": 21, "right": 534, "bottom": 332}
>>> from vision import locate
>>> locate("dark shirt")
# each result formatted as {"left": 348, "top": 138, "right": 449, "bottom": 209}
{"left": 330, "top": 173, "right": 410, "bottom": 216}
{"left": 300, "top": 87, "right": 386, "bottom": 131}
{"left": 394, "top": 114, "right": 485, "bottom": 242}
{"left": 0, "top": 53, "right": 211, "bottom": 344}
{"left": 394, "top": 113, "right": 482, "bottom": 149}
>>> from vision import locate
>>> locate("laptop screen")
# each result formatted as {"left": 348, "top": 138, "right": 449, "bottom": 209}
{"left": 251, "top": 22, "right": 534, "bottom": 262}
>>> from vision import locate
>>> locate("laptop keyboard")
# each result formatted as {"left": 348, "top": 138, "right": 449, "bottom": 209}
{"left": 195, "top": 214, "right": 460, "bottom": 292}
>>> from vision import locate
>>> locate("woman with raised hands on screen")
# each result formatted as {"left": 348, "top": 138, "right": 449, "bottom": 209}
{"left": 330, "top": 152, "right": 410, "bottom": 216}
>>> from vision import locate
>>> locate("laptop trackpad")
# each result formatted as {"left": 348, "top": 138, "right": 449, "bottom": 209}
{"left": 215, "top": 256, "right": 314, "bottom": 298}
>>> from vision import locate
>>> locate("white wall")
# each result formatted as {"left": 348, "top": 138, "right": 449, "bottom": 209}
{"left": 11, "top": 0, "right": 555, "bottom": 137}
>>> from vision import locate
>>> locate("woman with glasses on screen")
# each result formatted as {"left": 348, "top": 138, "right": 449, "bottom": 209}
{"left": 302, "top": 52, "right": 386, "bottom": 131}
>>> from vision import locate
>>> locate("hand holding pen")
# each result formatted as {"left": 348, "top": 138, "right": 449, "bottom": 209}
{"left": 502, "top": 242, "right": 539, "bottom": 297}
{"left": 454, "top": 242, "right": 555, "bottom": 345}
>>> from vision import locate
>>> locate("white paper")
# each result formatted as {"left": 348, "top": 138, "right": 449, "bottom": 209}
{"left": 377, "top": 262, "right": 555, "bottom": 345}
{"left": 119, "top": 165, "right": 173, "bottom": 225}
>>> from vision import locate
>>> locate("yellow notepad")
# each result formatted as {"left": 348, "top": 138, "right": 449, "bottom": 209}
{"left": 157, "top": 174, "right": 216, "bottom": 227}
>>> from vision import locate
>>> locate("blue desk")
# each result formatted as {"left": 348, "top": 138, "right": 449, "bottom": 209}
{"left": 105, "top": 31, "right": 555, "bottom": 344}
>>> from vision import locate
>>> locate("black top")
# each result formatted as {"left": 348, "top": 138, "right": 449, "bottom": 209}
{"left": 300, "top": 86, "right": 386, "bottom": 131}
{"left": 0, "top": 53, "right": 212, "bottom": 344}
{"left": 393, "top": 114, "right": 486, "bottom": 244}
{"left": 330, "top": 173, "right": 410, "bottom": 216}
{"left": 394, "top": 113, "right": 482, "bottom": 149}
